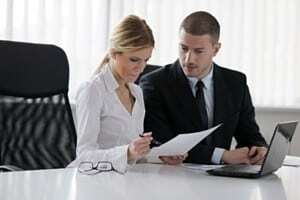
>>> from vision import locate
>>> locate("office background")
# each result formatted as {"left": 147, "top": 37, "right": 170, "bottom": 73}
{"left": 1, "top": 0, "right": 299, "bottom": 155}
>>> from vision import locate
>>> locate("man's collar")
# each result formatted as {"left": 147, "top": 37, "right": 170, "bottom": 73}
{"left": 187, "top": 63, "right": 214, "bottom": 89}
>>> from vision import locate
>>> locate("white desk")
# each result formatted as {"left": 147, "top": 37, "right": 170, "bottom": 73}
{"left": 0, "top": 159, "right": 300, "bottom": 200}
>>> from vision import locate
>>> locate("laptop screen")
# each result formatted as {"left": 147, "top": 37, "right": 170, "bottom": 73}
{"left": 260, "top": 121, "right": 298, "bottom": 175}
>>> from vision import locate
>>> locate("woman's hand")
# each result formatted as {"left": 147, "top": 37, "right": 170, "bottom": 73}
{"left": 159, "top": 153, "right": 188, "bottom": 165}
{"left": 128, "top": 132, "right": 152, "bottom": 160}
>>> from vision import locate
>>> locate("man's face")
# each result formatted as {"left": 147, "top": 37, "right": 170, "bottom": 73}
{"left": 178, "top": 30, "right": 221, "bottom": 79}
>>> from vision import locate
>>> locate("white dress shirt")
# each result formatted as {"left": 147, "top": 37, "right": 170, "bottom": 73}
{"left": 187, "top": 65, "right": 225, "bottom": 164}
{"left": 68, "top": 66, "right": 145, "bottom": 173}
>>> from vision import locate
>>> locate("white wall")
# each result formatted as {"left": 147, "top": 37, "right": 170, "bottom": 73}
{"left": 255, "top": 107, "right": 300, "bottom": 156}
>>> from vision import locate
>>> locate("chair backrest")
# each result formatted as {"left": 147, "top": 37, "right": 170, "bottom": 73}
{"left": 0, "top": 40, "right": 76, "bottom": 170}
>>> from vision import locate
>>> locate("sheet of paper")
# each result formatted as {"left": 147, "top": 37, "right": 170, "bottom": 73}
{"left": 181, "top": 163, "right": 224, "bottom": 171}
{"left": 283, "top": 155, "right": 300, "bottom": 167}
{"left": 147, "top": 124, "right": 222, "bottom": 158}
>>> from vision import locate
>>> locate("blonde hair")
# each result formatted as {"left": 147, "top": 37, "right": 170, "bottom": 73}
{"left": 95, "top": 15, "right": 155, "bottom": 74}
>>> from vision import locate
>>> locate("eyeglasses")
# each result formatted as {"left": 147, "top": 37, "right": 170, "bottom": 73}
{"left": 78, "top": 161, "right": 124, "bottom": 175}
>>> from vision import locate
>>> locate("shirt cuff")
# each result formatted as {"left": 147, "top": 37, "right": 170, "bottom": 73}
{"left": 211, "top": 148, "right": 225, "bottom": 164}
{"left": 111, "top": 144, "right": 131, "bottom": 173}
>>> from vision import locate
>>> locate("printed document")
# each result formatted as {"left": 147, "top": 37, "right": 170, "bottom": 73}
{"left": 181, "top": 163, "right": 224, "bottom": 171}
{"left": 283, "top": 156, "right": 300, "bottom": 167}
{"left": 147, "top": 124, "right": 222, "bottom": 159}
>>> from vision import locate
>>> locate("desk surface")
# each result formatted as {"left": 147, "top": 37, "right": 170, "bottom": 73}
{"left": 1, "top": 158, "right": 300, "bottom": 200}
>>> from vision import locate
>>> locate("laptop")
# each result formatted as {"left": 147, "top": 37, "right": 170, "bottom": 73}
{"left": 206, "top": 121, "right": 298, "bottom": 178}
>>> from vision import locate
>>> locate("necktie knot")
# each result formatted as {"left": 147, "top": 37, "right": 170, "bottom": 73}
{"left": 196, "top": 80, "right": 205, "bottom": 90}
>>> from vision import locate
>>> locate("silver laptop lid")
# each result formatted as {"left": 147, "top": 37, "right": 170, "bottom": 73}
{"left": 260, "top": 121, "right": 298, "bottom": 175}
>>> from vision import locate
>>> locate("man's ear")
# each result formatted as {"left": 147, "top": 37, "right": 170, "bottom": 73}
{"left": 213, "top": 42, "right": 221, "bottom": 56}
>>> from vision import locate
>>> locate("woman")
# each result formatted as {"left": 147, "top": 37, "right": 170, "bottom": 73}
{"left": 69, "top": 15, "right": 185, "bottom": 173}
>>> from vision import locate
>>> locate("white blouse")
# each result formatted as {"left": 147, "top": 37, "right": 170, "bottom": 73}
{"left": 68, "top": 66, "right": 145, "bottom": 173}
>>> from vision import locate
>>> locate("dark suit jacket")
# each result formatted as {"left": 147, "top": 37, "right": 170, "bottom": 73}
{"left": 140, "top": 60, "right": 267, "bottom": 164}
{"left": 135, "top": 64, "right": 161, "bottom": 84}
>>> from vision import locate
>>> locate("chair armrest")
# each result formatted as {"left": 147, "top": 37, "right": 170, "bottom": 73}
{"left": 0, "top": 165, "right": 23, "bottom": 172}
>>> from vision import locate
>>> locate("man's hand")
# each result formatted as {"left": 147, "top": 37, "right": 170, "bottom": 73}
{"left": 159, "top": 153, "right": 188, "bottom": 165}
{"left": 249, "top": 146, "right": 267, "bottom": 164}
{"left": 221, "top": 147, "right": 251, "bottom": 164}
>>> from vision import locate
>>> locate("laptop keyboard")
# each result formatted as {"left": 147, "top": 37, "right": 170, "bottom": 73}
{"left": 219, "top": 164, "right": 262, "bottom": 173}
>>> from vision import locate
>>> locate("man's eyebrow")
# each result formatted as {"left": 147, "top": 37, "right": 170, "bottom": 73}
{"left": 179, "top": 44, "right": 205, "bottom": 49}
{"left": 194, "top": 48, "right": 205, "bottom": 50}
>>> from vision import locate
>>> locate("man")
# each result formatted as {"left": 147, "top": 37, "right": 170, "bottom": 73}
{"left": 135, "top": 64, "right": 160, "bottom": 84}
{"left": 140, "top": 11, "right": 267, "bottom": 164}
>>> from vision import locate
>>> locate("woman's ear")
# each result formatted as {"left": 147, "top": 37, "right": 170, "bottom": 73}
{"left": 109, "top": 49, "right": 117, "bottom": 60}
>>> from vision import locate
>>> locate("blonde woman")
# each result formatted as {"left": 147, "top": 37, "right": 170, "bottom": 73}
{"left": 69, "top": 15, "right": 185, "bottom": 174}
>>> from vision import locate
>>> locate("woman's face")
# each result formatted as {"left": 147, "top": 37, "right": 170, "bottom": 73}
{"left": 112, "top": 47, "right": 153, "bottom": 83}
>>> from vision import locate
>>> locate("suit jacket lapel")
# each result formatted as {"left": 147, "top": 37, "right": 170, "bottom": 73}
{"left": 169, "top": 61, "right": 202, "bottom": 128}
{"left": 213, "top": 64, "right": 233, "bottom": 126}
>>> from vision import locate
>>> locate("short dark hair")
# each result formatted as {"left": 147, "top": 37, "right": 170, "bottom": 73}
{"left": 180, "top": 11, "right": 220, "bottom": 43}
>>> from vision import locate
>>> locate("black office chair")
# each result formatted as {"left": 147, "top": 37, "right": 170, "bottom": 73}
{"left": 0, "top": 40, "right": 76, "bottom": 171}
